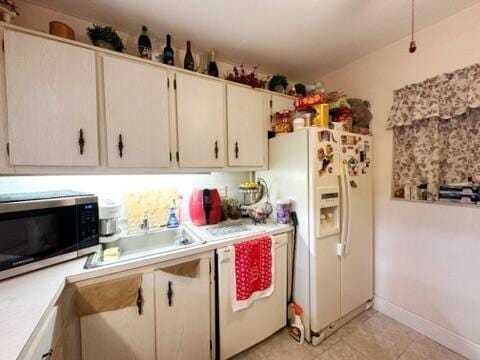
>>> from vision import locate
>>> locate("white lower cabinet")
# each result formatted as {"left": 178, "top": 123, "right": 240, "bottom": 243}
{"left": 22, "top": 307, "right": 63, "bottom": 360}
{"left": 78, "top": 255, "right": 213, "bottom": 360}
{"left": 154, "top": 257, "right": 212, "bottom": 360}
{"left": 79, "top": 272, "right": 156, "bottom": 360}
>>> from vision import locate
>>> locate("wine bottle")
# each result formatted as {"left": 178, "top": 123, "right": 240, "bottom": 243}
{"left": 207, "top": 49, "right": 219, "bottom": 77}
{"left": 184, "top": 40, "right": 195, "bottom": 71}
{"left": 138, "top": 25, "right": 152, "bottom": 59}
{"left": 163, "top": 34, "right": 174, "bottom": 65}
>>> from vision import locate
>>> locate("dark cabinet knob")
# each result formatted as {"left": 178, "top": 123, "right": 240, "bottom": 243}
{"left": 214, "top": 141, "right": 219, "bottom": 159}
{"left": 78, "top": 129, "right": 85, "bottom": 155}
{"left": 167, "top": 281, "right": 173, "bottom": 306}
{"left": 41, "top": 349, "right": 53, "bottom": 359}
{"left": 235, "top": 142, "right": 239, "bottom": 159}
{"left": 137, "top": 287, "right": 144, "bottom": 315}
{"left": 118, "top": 134, "right": 124, "bottom": 158}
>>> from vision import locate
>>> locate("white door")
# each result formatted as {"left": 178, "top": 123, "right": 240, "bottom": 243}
{"left": 339, "top": 133, "right": 373, "bottom": 315}
{"left": 175, "top": 73, "right": 226, "bottom": 168}
{"left": 80, "top": 272, "right": 156, "bottom": 360}
{"left": 4, "top": 30, "right": 98, "bottom": 166}
{"left": 217, "top": 234, "right": 288, "bottom": 360}
{"left": 155, "top": 257, "right": 211, "bottom": 360}
{"left": 103, "top": 56, "right": 171, "bottom": 168}
{"left": 227, "top": 84, "right": 267, "bottom": 167}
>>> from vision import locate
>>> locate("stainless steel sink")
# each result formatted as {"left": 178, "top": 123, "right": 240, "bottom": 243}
{"left": 84, "top": 227, "right": 204, "bottom": 269}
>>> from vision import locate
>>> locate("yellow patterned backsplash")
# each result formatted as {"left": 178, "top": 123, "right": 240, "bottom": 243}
{"left": 125, "top": 188, "right": 177, "bottom": 233}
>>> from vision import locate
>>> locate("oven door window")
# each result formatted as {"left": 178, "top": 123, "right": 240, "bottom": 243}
{"left": 0, "top": 206, "right": 77, "bottom": 271}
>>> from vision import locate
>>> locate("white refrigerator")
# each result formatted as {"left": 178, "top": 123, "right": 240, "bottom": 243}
{"left": 258, "top": 127, "right": 373, "bottom": 345}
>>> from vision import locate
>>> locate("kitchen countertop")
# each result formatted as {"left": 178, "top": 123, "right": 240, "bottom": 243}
{"left": 0, "top": 221, "right": 292, "bottom": 360}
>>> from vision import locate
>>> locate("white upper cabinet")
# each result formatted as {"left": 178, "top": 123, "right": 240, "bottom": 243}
{"left": 3, "top": 30, "right": 98, "bottom": 166}
{"left": 271, "top": 93, "right": 295, "bottom": 114}
{"left": 103, "top": 56, "right": 170, "bottom": 168}
{"left": 175, "top": 73, "right": 226, "bottom": 168}
{"left": 227, "top": 84, "right": 267, "bottom": 167}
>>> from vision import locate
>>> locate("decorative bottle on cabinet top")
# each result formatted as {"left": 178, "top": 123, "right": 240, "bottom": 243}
{"left": 207, "top": 49, "right": 219, "bottom": 77}
{"left": 163, "top": 34, "right": 174, "bottom": 65}
{"left": 184, "top": 40, "right": 195, "bottom": 71}
{"left": 138, "top": 25, "right": 152, "bottom": 59}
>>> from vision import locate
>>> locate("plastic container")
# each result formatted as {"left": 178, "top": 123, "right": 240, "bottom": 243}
{"left": 289, "top": 303, "right": 305, "bottom": 344}
{"left": 293, "top": 118, "right": 305, "bottom": 131}
{"left": 276, "top": 200, "right": 291, "bottom": 224}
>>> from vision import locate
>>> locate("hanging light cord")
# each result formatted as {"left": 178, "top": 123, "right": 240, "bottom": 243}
{"left": 411, "top": 0, "right": 415, "bottom": 41}
{"left": 409, "top": 0, "right": 417, "bottom": 53}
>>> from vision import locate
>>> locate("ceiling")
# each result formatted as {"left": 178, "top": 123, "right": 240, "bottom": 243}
{"left": 28, "top": 0, "right": 480, "bottom": 82}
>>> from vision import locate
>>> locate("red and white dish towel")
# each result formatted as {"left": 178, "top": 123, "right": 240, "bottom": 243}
{"left": 230, "top": 235, "right": 275, "bottom": 312}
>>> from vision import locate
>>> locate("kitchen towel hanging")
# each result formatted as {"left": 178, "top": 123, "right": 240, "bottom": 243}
{"left": 230, "top": 235, "right": 275, "bottom": 312}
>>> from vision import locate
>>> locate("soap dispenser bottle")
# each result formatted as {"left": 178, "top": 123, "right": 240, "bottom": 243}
{"left": 167, "top": 199, "right": 179, "bottom": 228}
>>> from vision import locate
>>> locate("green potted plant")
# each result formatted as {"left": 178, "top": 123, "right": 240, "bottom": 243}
{"left": 87, "top": 24, "right": 125, "bottom": 52}
{"left": 268, "top": 74, "right": 288, "bottom": 93}
{"left": 295, "top": 83, "right": 307, "bottom": 97}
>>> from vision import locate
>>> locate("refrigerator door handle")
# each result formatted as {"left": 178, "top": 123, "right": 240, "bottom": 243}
{"left": 339, "top": 162, "right": 349, "bottom": 256}
{"left": 343, "top": 162, "right": 354, "bottom": 255}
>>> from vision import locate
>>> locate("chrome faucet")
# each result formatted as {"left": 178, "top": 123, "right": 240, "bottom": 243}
{"left": 139, "top": 211, "right": 149, "bottom": 234}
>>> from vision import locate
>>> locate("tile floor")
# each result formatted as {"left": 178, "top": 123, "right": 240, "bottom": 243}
{"left": 232, "top": 310, "right": 465, "bottom": 360}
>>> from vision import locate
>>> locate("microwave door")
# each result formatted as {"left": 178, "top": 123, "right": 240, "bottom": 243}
{"left": 0, "top": 207, "right": 78, "bottom": 272}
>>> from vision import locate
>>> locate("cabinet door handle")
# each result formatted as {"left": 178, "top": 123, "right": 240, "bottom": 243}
{"left": 137, "top": 287, "right": 144, "bottom": 315}
{"left": 41, "top": 349, "right": 53, "bottom": 359}
{"left": 78, "top": 129, "right": 85, "bottom": 155}
{"left": 167, "top": 281, "right": 173, "bottom": 307}
{"left": 214, "top": 141, "right": 219, "bottom": 159}
{"left": 235, "top": 141, "right": 239, "bottom": 159}
{"left": 118, "top": 134, "right": 124, "bottom": 158}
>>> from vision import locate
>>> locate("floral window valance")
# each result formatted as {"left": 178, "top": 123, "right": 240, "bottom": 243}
{"left": 387, "top": 63, "right": 480, "bottom": 129}
{"left": 388, "top": 63, "right": 480, "bottom": 201}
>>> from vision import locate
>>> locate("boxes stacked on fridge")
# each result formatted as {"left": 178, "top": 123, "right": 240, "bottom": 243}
{"left": 271, "top": 91, "right": 372, "bottom": 136}
{"left": 438, "top": 184, "right": 480, "bottom": 205}
{"left": 403, "top": 183, "right": 480, "bottom": 204}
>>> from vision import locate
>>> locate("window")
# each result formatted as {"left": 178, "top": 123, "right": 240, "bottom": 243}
{"left": 388, "top": 64, "right": 480, "bottom": 202}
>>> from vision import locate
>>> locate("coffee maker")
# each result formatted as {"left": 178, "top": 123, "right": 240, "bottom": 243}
{"left": 98, "top": 198, "right": 121, "bottom": 244}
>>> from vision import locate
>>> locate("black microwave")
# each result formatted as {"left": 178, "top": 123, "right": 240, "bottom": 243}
{"left": 0, "top": 191, "right": 99, "bottom": 280}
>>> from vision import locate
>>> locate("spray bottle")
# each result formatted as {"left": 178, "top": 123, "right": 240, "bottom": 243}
{"left": 166, "top": 199, "right": 179, "bottom": 228}
{"left": 289, "top": 303, "right": 305, "bottom": 344}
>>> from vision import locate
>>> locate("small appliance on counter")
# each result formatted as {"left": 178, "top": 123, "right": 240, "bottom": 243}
{"left": 0, "top": 190, "right": 99, "bottom": 280}
{"left": 98, "top": 198, "right": 122, "bottom": 245}
{"left": 189, "top": 188, "right": 222, "bottom": 226}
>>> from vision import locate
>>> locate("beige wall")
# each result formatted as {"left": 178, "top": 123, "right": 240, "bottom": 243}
{"left": 321, "top": 3, "right": 480, "bottom": 348}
